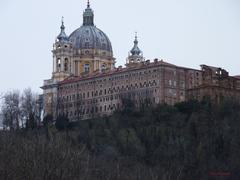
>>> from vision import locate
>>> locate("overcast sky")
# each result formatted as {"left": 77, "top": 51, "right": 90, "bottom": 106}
{"left": 0, "top": 0, "right": 240, "bottom": 94}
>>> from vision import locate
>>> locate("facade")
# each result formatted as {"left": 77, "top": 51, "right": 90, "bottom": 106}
{"left": 187, "top": 65, "right": 240, "bottom": 102}
{"left": 57, "top": 60, "right": 202, "bottom": 120}
{"left": 42, "top": 1, "right": 240, "bottom": 121}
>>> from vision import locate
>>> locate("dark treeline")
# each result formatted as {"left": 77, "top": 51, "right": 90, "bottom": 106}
{"left": 1, "top": 98, "right": 240, "bottom": 179}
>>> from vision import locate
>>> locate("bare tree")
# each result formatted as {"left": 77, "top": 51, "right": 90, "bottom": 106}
{"left": 1, "top": 90, "right": 20, "bottom": 130}
{"left": 20, "top": 88, "right": 39, "bottom": 129}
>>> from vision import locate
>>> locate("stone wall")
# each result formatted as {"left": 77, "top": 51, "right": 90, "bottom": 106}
{"left": 187, "top": 65, "right": 240, "bottom": 102}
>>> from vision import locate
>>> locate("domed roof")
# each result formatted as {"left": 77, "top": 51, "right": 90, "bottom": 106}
{"left": 57, "top": 17, "right": 68, "bottom": 42}
{"left": 69, "top": 26, "right": 112, "bottom": 52}
{"left": 68, "top": 1, "right": 112, "bottom": 52}
{"left": 130, "top": 34, "right": 142, "bottom": 56}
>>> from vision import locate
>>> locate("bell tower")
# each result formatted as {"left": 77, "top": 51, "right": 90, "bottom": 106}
{"left": 52, "top": 17, "right": 73, "bottom": 81}
{"left": 126, "top": 33, "right": 144, "bottom": 67}
{"left": 42, "top": 18, "right": 73, "bottom": 118}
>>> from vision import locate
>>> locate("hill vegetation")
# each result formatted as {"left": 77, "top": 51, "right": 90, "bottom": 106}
{"left": 1, "top": 98, "right": 240, "bottom": 179}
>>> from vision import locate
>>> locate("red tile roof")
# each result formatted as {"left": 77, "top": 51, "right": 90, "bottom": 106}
{"left": 59, "top": 60, "right": 197, "bottom": 85}
{"left": 234, "top": 75, "right": 240, "bottom": 79}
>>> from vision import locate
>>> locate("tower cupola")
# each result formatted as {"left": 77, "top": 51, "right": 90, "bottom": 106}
{"left": 126, "top": 33, "right": 144, "bottom": 66}
{"left": 57, "top": 17, "right": 68, "bottom": 42}
{"left": 130, "top": 34, "right": 142, "bottom": 56}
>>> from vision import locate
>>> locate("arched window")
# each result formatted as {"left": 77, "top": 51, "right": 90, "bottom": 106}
{"left": 84, "top": 64, "right": 90, "bottom": 73}
{"left": 85, "top": 42, "right": 90, "bottom": 48}
{"left": 101, "top": 64, "right": 106, "bottom": 71}
{"left": 64, "top": 58, "right": 68, "bottom": 71}
{"left": 57, "top": 58, "right": 61, "bottom": 72}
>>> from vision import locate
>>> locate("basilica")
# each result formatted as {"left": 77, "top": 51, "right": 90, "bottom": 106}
{"left": 42, "top": 1, "right": 240, "bottom": 121}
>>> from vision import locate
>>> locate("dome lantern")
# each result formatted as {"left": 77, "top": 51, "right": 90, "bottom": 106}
{"left": 83, "top": 0, "right": 94, "bottom": 26}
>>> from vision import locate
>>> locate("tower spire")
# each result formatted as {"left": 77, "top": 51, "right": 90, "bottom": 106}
{"left": 57, "top": 16, "right": 68, "bottom": 42}
{"left": 134, "top": 32, "right": 138, "bottom": 45}
{"left": 61, "top": 16, "right": 65, "bottom": 29}
{"left": 126, "top": 33, "right": 144, "bottom": 66}
{"left": 131, "top": 32, "right": 141, "bottom": 56}
{"left": 87, "top": 0, "right": 90, "bottom": 8}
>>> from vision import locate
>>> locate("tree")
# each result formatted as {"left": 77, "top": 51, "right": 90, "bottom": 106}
{"left": 1, "top": 91, "right": 20, "bottom": 130}
{"left": 55, "top": 115, "right": 69, "bottom": 131}
{"left": 121, "top": 96, "right": 135, "bottom": 114}
{"left": 43, "top": 114, "right": 53, "bottom": 140}
{"left": 20, "top": 88, "right": 39, "bottom": 129}
{"left": 43, "top": 114, "right": 53, "bottom": 127}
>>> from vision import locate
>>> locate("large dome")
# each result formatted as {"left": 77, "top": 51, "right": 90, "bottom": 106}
{"left": 69, "top": 26, "right": 112, "bottom": 52}
{"left": 67, "top": 2, "right": 112, "bottom": 53}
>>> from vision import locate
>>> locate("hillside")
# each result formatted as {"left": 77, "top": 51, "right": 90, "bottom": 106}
{"left": 0, "top": 99, "right": 240, "bottom": 179}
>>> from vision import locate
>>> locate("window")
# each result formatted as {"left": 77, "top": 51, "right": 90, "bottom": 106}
{"left": 173, "top": 81, "right": 177, "bottom": 87}
{"left": 180, "top": 81, "right": 185, "bottom": 88}
{"left": 57, "top": 59, "right": 61, "bottom": 72}
{"left": 84, "top": 64, "right": 90, "bottom": 73}
{"left": 64, "top": 58, "right": 68, "bottom": 71}
{"left": 101, "top": 64, "right": 106, "bottom": 71}
{"left": 85, "top": 42, "right": 90, "bottom": 48}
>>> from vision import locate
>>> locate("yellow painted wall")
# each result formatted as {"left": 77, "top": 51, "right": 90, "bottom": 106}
{"left": 77, "top": 58, "right": 114, "bottom": 74}
{"left": 79, "top": 60, "right": 96, "bottom": 74}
